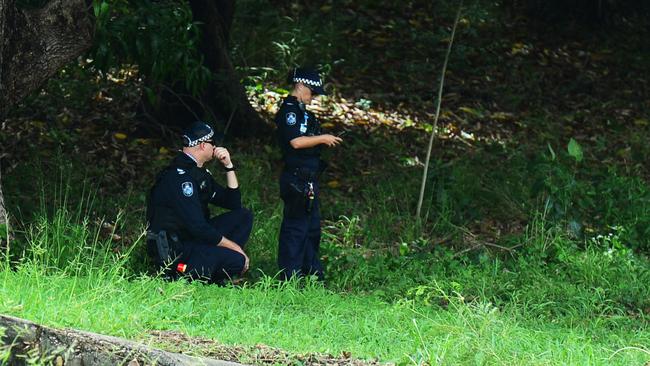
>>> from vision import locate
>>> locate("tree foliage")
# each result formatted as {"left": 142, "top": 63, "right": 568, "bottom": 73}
{"left": 91, "top": 0, "right": 211, "bottom": 97}
{"left": 89, "top": 0, "right": 267, "bottom": 137}
{"left": 502, "top": 0, "right": 650, "bottom": 24}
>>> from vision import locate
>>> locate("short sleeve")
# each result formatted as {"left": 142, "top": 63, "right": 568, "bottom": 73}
{"left": 277, "top": 107, "right": 303, "bottom": 143}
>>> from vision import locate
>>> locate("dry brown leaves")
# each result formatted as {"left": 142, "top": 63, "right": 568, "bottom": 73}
{"left": 147, "top": 330, "right": 391, "bottom": 366}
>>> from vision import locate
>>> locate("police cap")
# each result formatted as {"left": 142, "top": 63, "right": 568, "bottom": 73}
{"left": 291, "top": 67, "right": 326, "bottom": 95}
{"left": 182, "top": 121, "right": 216, "bottom": 147}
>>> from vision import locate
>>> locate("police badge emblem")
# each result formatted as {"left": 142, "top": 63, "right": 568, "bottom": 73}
{"left": 286, "top": 112, "right": 297, "bottom": 126}
{"left": 181, "top": 182, "right": 194, "bottom": 197}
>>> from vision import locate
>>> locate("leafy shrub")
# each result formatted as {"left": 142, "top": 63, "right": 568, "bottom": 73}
{"left": 91, "top": 0, "right": 211, "bottom": 96}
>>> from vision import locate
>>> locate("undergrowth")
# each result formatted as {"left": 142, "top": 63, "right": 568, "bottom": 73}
{"left": 1, "top": 139, "right": 649, "bottom": 364}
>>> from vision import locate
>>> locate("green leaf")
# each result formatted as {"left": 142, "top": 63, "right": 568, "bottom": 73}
{"left": 547, "top": 143, "right": 556, "bottom": 161}
{"left": 567, "top": 138, "right": 583, "bottom": 162}
{"left": 93, "top": 0, "right": 101, "bottom": 17}
{"left": 99, "top": 2, "right": 109, "bottom": 18}
{"left": 399, "top": 242, "right": 409, "bottom": 256}
{"left": 0, "top": 223, "right": 7, "bottom": 240}
{"left": 144, "top": 87, "right": 158, "bottom": 107}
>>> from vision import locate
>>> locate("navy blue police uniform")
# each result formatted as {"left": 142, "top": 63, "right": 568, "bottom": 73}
{"left": 275, "top": 68, "right": 327, "bottom": 280}
{"left": 147, "top": 123, "right": 253, "bottom": 283}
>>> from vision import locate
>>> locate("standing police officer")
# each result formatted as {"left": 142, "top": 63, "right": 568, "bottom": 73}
{"left": 147, "top": 122, "right": 253, "bottom": 283}
{"left": 275, "top": 67, "right": 342, "bottom": 281}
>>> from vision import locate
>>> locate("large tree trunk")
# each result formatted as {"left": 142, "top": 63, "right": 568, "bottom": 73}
{"left": 0, "top": 162, "right": 7, "bottom": 247}
{"left": 189, "top": 0, "right": 269, "bottom": 138}
{"left": 0, "top": 0, "right": 93, "bottom": 115}
{"left": 0, "top": 0, "right": 92, "bottom": 243}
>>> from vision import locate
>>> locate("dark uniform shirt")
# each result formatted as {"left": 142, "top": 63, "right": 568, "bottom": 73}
{"left": 275, "top": 95, "right": 322, "bottom": 170}
{"left": 147, "top": 153, "right": 241, "bottom": 244}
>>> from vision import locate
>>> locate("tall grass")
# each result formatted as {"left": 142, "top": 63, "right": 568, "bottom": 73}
{"left": 1, "top": 264, "right": 648, "bottom": 365}
{"left": 1, "top": 171, "right": 648, "bottom": 364}
{"left": 1, "top": 133, "right": 649, "bottom": 364}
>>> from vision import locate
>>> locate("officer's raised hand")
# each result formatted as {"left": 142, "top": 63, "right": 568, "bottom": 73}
{"left": 213, "top": 146, "right": 238, "bottom": 189}
{"left": 213, "top": 147, "right": 232, "bottom": 168}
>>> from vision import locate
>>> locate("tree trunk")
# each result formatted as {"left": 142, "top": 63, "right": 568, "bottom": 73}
{"left": 0, "top": 0, "right": 93, "bottom": 116}
{"left": 0, "top": 161, "right": 7, "bottom": 246}
{"left": 0, "top": 0, "right": 92, "bottom": 245}
{"left": 0, "top": 314, "right": 244, "bottom": 365}
{"left": 188, "top": 0, "right": 269, "bottom": 138}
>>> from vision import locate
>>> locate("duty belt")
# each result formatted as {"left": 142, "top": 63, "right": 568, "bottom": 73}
{"left": 290, "top": 167, "right": 318, "bottom": 180}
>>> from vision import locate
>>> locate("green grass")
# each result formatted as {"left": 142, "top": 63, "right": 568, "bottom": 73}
{"left": 1, "top": 176, "right": 649, "bottom": 364}
{"left": 3, "top": 0, "right": 650, "bottom": 363}
{"left": 3, "top": 133, "right": 650, "bottom": 364}
{"left": 1, "top": 262, "right": 648, "bottom": 365}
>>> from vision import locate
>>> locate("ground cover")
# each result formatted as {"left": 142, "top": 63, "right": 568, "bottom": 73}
{"left": 0, "top": 261, "right": 648, "bottom": 365}
{"left": 1, "top": 0, "right": 649, "bottom": 364}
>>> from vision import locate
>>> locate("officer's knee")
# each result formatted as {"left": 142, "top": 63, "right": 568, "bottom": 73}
{"left": 238, "top": 207, "right": 253, "bottom": 226}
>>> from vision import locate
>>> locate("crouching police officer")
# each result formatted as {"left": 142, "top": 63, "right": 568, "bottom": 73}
{"left": 275, "top": 67, "right": 343, "bottom": 281}
{"left": 146, "top": 121, "right": 253, "bottom": 283}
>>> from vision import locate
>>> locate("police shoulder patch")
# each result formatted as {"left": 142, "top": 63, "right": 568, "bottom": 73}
{"left": 286, "top": 112, "right": 297, "bottom": 126}
{"left": 181, "top": 182, "right": 194, "bottom": 197}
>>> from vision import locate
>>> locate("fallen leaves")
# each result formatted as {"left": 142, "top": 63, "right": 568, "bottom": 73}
{"left": 147, "top": 330, "right": 388, "bottom": 366}
{"left": 327, "top": 180, "right": 341, "bottom": 189}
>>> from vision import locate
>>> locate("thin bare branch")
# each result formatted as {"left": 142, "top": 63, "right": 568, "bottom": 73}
{"left": 416, "top": 0, "right": 463, "bottom": 218}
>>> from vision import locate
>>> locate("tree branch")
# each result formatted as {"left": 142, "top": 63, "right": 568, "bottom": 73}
{"left": 416, "top": 1, "right": 463, "bottom": 218}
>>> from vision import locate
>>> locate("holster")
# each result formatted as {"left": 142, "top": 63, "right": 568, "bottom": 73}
{"left": 147, "top": 230, "right": 171, "bottom": 266}
{"left": 284, "top": 182, "right": 309, "bottom": 218}
{"left": 147, "top": 230, "right": 183, "bottom": 274}
{"left": 282, "top": 164, "right": 320, "bottom": 218}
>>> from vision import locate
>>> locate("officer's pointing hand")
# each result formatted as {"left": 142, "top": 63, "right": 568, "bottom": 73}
{"left": 321, "top": 134, "right": 342, "bottom": 147}
{"left": 213, "top": 147, "right": 232, "bottom": 167}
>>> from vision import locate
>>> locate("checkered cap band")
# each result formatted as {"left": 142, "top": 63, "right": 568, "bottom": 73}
{"left": 292, "top": 77, "right": 322, "bottom": 87}
{"left": 183, "top": 129, "right": 214, "bottom": 147}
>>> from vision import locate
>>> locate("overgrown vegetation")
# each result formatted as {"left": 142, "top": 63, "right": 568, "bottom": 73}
{"left": 1, "top": 0, "right": 649, "bottom": 364}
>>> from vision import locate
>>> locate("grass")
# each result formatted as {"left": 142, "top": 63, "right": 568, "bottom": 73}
{"left": 2, "top": 128, "right": 650, "bottom": 365}
{"left": 2, "top": 1, "right": 650, "bottom": 363}
{"left": 1, "top": 262, "right": 648, "bottom": 365}
{"left": 1, "top": 147, "right": 649, "bottom": 364}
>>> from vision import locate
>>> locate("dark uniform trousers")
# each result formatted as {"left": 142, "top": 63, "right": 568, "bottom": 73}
{"left": 278, "top": 169, "right": 324, "bottom": 280}
{"left": 184, "top": 208, "right": 253, "bottom": 282}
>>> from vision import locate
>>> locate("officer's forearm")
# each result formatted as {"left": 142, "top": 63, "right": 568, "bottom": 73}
{"left": 289, "top": 136, "right": 323, "bottom": 149}
{"left": 217, "top": 236, "right": 243, "bottom": 253}
{"left": 225, "top": 168, "right": 238, "bottom": 189}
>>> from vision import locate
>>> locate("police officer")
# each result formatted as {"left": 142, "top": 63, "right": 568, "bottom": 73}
{"left": 275, "top": 67, "right": 342, "bottom": 281}
{"left": 147, "top": 121, "right": 253, "bottom": 283}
